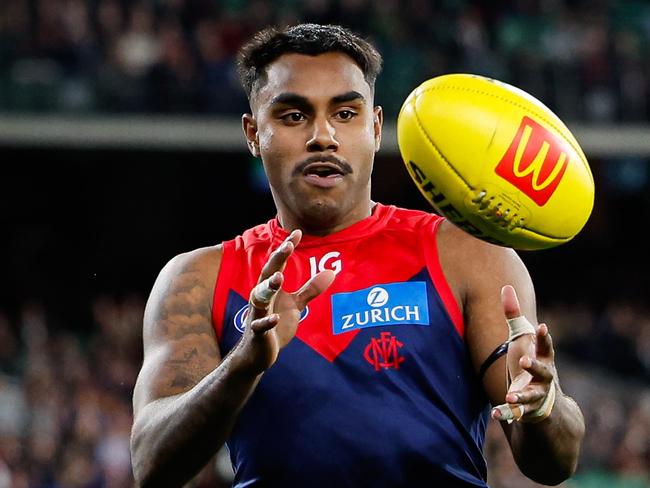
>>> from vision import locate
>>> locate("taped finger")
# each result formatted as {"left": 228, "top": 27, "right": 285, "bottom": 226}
{"left": 507, "top": 315, "right": 536, "bottom": 341}
{"left": 492, "top": 403, "right": 525, "bottom": 423}
{"left": 250, "top": 272, "right": 281, "bottom": 309}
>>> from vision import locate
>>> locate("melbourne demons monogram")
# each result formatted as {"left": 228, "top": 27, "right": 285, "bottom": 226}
{"left": 364, "top": 332, "right": 405, "bottom": 371}
{"left": 495, "top": 116, "right": 570, "bottom": 206}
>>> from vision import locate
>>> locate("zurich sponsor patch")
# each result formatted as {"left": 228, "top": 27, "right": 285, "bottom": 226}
{"left": 233, "top": 305, "right": 310, "bottom": 333}
{"left": 331, "top": 282, "right": 429, "bottom": 335}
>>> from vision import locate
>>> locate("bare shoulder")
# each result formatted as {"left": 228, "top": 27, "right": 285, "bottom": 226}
{"left": 143, "top": 245, "right": 223, "bottom": 344}
{"left": 435, "top": 219, "right": 534, "bottom": 313}
{"left": 435, "top": 220, "right": 537, "bottom": 381}
{"left": 133, "top": 245, "right": 223, "bottom": 413}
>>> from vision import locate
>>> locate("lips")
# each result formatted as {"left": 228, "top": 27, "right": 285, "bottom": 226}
{"left": 302, "top": 161, "right": 346, "bottom": 178}
{"left": 294, "top": 156, "right": 352, "bottom": 188}
{"left": 302, "top": 164, "right": 345, "bottom": 188}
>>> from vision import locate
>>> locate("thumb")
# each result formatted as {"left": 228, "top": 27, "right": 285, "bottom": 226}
{"left": 501, "top": 285, "right": 521, "bottom": 320}
{"left": 294, "top": 269, "right": 336, "bottom": 309}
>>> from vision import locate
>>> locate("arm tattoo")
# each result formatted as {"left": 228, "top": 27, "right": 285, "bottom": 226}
{"left": 149, "top": 258, "right": 220, "bottom": 396}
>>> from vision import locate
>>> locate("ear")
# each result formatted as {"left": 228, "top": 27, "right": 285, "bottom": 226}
{"left": 242, "top": 113, "right": 260, "bottom": 157}
{"left": 373, "top": 106, "right": 383, "bottom": 152}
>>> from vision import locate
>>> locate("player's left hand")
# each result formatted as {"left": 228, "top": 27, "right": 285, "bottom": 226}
{"left": 491, "top": 285, "right": 557, "bottom": 423}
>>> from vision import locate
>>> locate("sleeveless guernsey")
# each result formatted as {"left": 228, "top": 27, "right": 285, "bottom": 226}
{"left": 212, "top": 203, "right": 490, "bottom": 487}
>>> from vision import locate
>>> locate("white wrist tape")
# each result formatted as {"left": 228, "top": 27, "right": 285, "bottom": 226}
{"left": 507, "top": 315, "right": 536, "bottom": 341}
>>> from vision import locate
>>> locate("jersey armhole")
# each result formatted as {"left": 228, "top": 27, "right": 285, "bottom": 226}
{"left": 212, "top": 240, "right": 235, "bottom": 343}
{"left": 423, "top": 217, "right": 465, "bottom": 338}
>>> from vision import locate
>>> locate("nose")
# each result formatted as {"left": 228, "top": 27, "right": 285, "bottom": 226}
{"left": 306, "top": 117, "right": 339, "bottom": 152}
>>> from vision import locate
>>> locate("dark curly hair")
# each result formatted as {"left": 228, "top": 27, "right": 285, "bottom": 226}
{"left": 237, "top": 23, "right": 383, "bottom": 102}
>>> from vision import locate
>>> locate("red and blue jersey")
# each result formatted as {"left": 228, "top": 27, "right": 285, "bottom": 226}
{"left": 212, "top": 203, "right": 490, "bottom": 487}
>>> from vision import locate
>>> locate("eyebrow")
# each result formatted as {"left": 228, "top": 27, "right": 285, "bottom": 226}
{"left": 269, "top": 91, "right": 366, "bottom": 111}
{"left": 331, "top": 91, "right": 366, "bottom": 105}
{"left": 270, "top": 93, "right": 311, "bottom": 110}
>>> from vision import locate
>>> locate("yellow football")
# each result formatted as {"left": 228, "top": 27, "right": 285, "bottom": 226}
{"left": 397, "top": 73, "right": 595, "bottom": 250}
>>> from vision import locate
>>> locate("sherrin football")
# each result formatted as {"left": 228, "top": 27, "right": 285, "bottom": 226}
{"left": 397, "top": 73, "right": 595, "bottom": 250}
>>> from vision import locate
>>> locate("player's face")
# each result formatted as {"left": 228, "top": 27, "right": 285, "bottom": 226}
{"left": 243, "top": 52, "right": 383, "bottom": 234}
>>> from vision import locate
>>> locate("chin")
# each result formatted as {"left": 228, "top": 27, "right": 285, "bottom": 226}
{"left": 298, "top": 199, "right": 344, "bottom": 234}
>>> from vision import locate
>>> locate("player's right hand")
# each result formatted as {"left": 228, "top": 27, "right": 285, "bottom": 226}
{"left": 233, "top": 229, "right": 335, "bottom": 374}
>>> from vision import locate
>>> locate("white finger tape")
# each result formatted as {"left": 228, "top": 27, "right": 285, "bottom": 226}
{"left": 507, "top": 315, "right": 536, "bottom": 342}
{"left": 251, "top": 280, "right": 276, "bottom": 305}
{"left": 493, "top": 403, "right": 524, "bottom": 423}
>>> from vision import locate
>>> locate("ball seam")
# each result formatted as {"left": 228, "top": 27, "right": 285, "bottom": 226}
{"left": 410, "top": 94, "right": 474, "bottom": 192}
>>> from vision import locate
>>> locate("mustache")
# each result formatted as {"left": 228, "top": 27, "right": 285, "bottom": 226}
{"left": 292, "top": 155, "right": 353, "bottom": 177}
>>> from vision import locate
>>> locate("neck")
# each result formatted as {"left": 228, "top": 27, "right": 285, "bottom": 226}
{"left": 278, "top": 200, "right": 376, "bottom": 236}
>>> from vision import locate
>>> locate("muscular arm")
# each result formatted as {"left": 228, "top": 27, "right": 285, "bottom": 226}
{"left": 131, "top": 232, "right": 334, "bottom": 487}
{"left": 130, "top": 246, "right": 263, "bottom": 487}
{"left": 437, "top": 222, "right": 585, "bottom": 485}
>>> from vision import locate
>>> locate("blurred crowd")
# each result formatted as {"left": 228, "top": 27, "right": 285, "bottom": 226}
{"left": 0, "top": 294, "right": 647, "bottom": 487}
{"left": 488, "top": 299, "right": 650, "bottom": 488}
{"left": 0, "top": 294, "right": 235, "bottom": 488}
{"left": 0, "top": 297, "right": 141, "bottom": 488}
{"left": 1, "top": 0, "right": 650, "bottom": 121}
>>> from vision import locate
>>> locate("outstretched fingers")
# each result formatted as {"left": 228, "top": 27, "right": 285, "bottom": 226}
{"left": 244, "top": 230, "right": 336, "bottom": 337}
{"left": 247, "top": 230, "right": 302, "bottom": 325}
{"left": 258, "top": 230, "right": 302, "bottom": 283}
{"left": 492, "top": 356, "right": 555, "bottom": 421}
{"left": 506, "top": 386, "right": 546, "bottom": 406}
{"left": 293, "top": 269, "right": 336, "bottom": 310}
{"left": 250, "top": 271, "right": 283, "bottom": 308}
{"left": 519, "top": 355, "right": 554, "bottom": 383}
{"left": 536, "top": 323, "right": 555, "bottom": 360}
{"left": 250, "top": 313, "right": 280, "bottom": 334}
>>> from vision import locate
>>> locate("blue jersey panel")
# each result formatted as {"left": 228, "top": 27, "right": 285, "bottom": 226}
{"left": 222, "top": 269, "right": 489, "bottom": 487}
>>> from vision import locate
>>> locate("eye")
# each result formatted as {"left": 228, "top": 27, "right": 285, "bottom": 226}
{"left": 335, "top": 110, "right": 357, "bottom": 121}
{"left": 281, "top": 112, "right": 306, "bottom": 123}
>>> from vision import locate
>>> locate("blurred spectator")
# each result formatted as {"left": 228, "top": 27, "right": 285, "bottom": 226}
{"left": 115, "top": 3, "right": 159, "bottom": 78}
{"left": 194, "top": 18, "right": 248, "bottom": 114}
{"left": 145, "top": 19, "right": 198, "bottom": 112}
{"left": 0, "top": 0, "right": 649, "bottom": 120}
